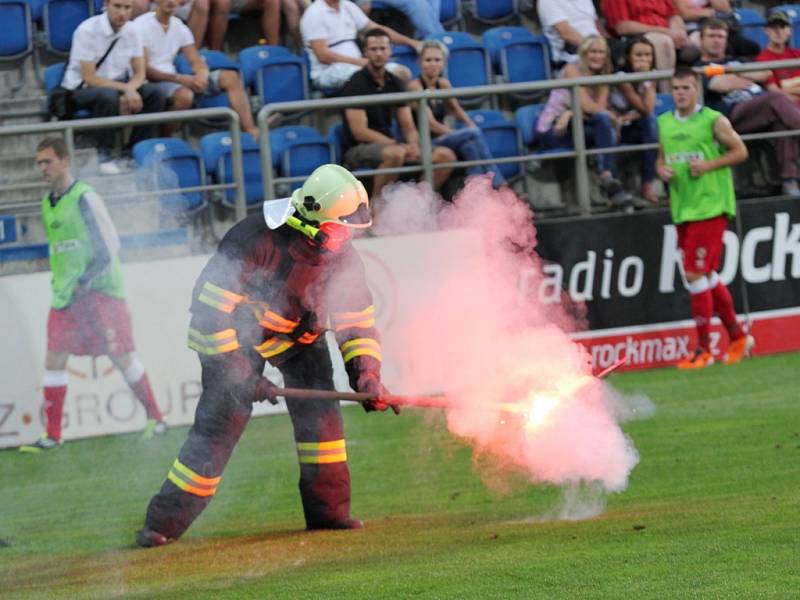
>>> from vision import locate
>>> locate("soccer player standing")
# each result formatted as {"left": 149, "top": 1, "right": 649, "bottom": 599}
{"left": 656, "top": 67, "right": 754, "bottom": 369}
{"left": 19, "top": 138, "right": 166, "bottom": 452}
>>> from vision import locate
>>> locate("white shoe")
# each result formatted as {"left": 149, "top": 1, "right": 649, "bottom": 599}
{"left": 781, "top": 179, "right": 800, "bottom": 197}
{"left": 99, "top": 160, "right": 122, "bottom": 176}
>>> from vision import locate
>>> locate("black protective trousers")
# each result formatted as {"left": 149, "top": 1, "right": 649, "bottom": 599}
{"left": 142, "top": 341, "right": 351, "bottom": 540}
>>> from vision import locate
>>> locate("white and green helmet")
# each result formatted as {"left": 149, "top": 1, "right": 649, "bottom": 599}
{"left": 263, "top": 164, "right": 372, "bottom": 230}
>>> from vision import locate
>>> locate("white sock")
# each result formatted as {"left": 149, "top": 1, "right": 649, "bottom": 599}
{"left": 42, "top": 370, "right": 68, "bottom": 387}
{"left": 122, "top": 357, "right": 145, "bottom": 385}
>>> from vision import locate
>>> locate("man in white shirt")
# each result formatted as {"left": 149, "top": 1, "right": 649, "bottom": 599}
{"left": 63, "top": 0, "right": 167, "bottom": 158}
{"left": 134, "top": 0, "right": 258, "bottom": 139}
{"left": 300, "top": 0, "right": 420, "bottom": 90}
{"left": 537, "top": 0, "right": 602, "bottom": 67}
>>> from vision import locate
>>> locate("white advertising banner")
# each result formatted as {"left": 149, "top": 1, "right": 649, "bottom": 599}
{"left": 0, "top": 229, "right": 482, "bottom": 448}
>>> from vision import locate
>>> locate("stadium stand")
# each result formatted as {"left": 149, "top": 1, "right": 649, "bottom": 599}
{"left": 43, "top": 0, "right": 93, "bottom": 56}
{"left": 0, "top": 0, "right": 35, "bottom": 93}
{"left": 132, "top": 137, "right": 207, "bottom": 215}
{"left": 654, "top": 92, "right": 675, "bottom": 117}
{"left": 734, "top": 7, "right": 768, "bottom": 50}
{"left": 239, "top": 45, "right": 309, "bottom": 108}
{"left": 43, "top": 62, "right": 90, "bottom": 118}
{"left": 432, "top": 31, "right": 493, "bottom": 107}
{"left": 458, "top": 108, "right": 522, "bottom": 182}
{"left": 439, "top": 0, "right": 463, "bottom": 30}
{"left": 390, "top": 43, "right": 420, "bottom": 79}
{"left": 200, "top": 131, "right": 263, "bottom": 207}
{"left": 175, "top": 50, "right": 241, "bottom": 109}
{"left": 482, "top": 26, "right": 550, "bottom": 101}
{"left": 468, "top": 0, "right": 519, "bottom": 26}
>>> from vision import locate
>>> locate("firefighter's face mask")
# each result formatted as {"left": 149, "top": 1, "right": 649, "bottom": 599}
{"left": 317, "top": 221, "right": 353, "bottom": 252}
{"left": 287, "top": 216, "right": 352, "bottom": 253}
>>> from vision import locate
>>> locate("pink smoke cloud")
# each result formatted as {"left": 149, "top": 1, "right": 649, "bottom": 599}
{"left": 376, "top": 176, "right": 648, "bottom": 506}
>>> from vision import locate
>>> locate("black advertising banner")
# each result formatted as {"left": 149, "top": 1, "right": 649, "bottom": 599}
{"left": 533, "top": 198, "right": 800, "bottom": 330}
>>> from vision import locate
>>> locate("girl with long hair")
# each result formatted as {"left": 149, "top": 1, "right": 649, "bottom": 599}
{"left": 406, "top": 40, "right": 506, "bottom": 188}
{"left": 536, "top": 35, "right": 629, "bottom": 205}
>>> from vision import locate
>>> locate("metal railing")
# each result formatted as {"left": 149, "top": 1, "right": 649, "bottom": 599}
{"left": 0, "top": 107, "right": 249, "bottom": 219}
{"left": 256, "top": 58, "right": 800, "bottom": 213}
{"left": 2, "top": 58, "right": 800, "bottom": 224}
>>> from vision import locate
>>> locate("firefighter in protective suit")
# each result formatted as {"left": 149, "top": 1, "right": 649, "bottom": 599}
{"left": 137, "top": 164, "right": 393, "bottom": 547}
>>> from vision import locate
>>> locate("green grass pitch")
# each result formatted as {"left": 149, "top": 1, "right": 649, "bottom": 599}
{"left": 1, "top": 353, "right": 798, "bottom": 599}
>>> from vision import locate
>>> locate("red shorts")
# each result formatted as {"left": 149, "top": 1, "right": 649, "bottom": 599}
{"left": 676, "top": 215, "right": 728, "bottom": 274}
{"left": 47, "top": 291, "right": 136, "bottom": 356}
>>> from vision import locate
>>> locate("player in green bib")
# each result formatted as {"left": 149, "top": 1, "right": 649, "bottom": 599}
{"left": 656, "top": 67, "right": 754, "bottom": 369}
{"left": 19, "top": 138, "right": 166, "bottom": 453}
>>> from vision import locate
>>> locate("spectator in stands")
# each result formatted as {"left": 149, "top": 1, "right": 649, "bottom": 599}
{"left": 132, "top": 0, "right": 211, "bottom": 48}
{"left": 537, "top": 0, "right": 603, "bottom": 69}
{"left": 610, "top": 35, "right": 659, "bottom": 203}
{"left": 134, "top": 0, "right": 259, "bottom": 140}
{"left": 406, "top": 41, "right": 506, "bottom": 188}
{"left": 674, "top": 0, "right": 760, "bottom": 60}
{"left": 62, "top": 0, "right": 167, "bottom": 172}
{"left": 301, "top": 0, "right": 421, "bottom": 91}
{"left": 695, "top": 17, "right": 800, "bottom": 197}
{"left": 757, "top": 10, "right": 800, "bottom": 103}
{"left": 356, "top": 0, "right": 444, "bottom": 39}
{"left": 207, "top": 0, "right": 282, "bottom": 51}
{"left": 19, "top": 137, "right": 166, "bottom": 454}
{"left": 340, "top": 29, "right": 456, "bottom": 200}
{"left": 283, "top": 0, "right": 311, "bottom": 51}
{"left": 602, "top": 0, "right": 690, "bottom": 87}
{"left": 536, "top": 35, "right": 631, "bottom": 205}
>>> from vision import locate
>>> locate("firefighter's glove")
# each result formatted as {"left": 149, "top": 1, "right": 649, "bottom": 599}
{"left": 254, "top": 376, "right": 279, "bottom": 405}
{"left": 357, "top": 374, "right": 399, "bottom": 415}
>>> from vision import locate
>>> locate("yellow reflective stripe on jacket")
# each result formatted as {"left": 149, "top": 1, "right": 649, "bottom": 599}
{"left": 188, "top": 328, "right": 240, "bottom": 355}
{"left": 254, "top": 336, "right": 295, "bottom": 358}
{"left": 197, "top": 282, "right": 245, "bottom": 314}
{"left": 340, "top": 337, "right": 382, "bottom": 363}
{"left": 167, "top": 459, "right": 221, "bottom": 497}
{"left": 331, "top": 305, "right": 376, "bottom": 332}
{"left": 296, "top": 439, "right": 347, "bottom": 464}
{"left": 259, "top": 309, "right": 298, "bottom": 334}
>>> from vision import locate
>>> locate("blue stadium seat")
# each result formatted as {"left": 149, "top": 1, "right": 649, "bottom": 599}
{"left": 24, "top": 0, "right": 45, "bottom": 20}
{"left": 175, "top": 50, "right": 241, "bottom": 108}
{"left": 432, "top": 32, "right": 492, "bottom": 107}
{"left": 457, "top": 108, "right": 507, "bottom": 126}
{"left": 43, "top": 0, "right": 93, "bottom": 56}
{"left": 0, "top": 215, "right": 17, "bottom": 244}
{"left": 461, "top": 109, "right": 522, "bottom": 181}
{"left": 654, "top": 93, "right": 675, "bottom": 116}
{"left": 483, "top": 26, "right": 550, "bottom": 93}
{"left": 439, "top": 0, "right": 462, "bottom": 29}
{"left": 771, "top": 5, "right": 800, "bottom": 47}
{"left": 268, "top": 125, "right": 326, "bottom": 169}
{"left": 391, "top": 43, "right": 420, "bottom": 79}
{"left": 132, "top": 138, "right": 206, "bottom": 215}
{"left": 238, "top": 45, "right": 291, "bottom": 85}
{"left": 515, "top": 103, "right": 571, "bottom": 152}
{"left": 200, "top": 131, "right": 263, "bottom": 206}
{"left": 239, "top": 45, "right": 307, "bottom": 107}
{"left": 469, "top": 0, "right": 518, "bottom": 25}
{"left": 281, "top": 140, "right": 334, "bottom": 190}
{"left": 0, "top": 1, "right": 33, "bottom": 75}
{"left": 734, "top": 8, "right": 768, "bottom": 49}
{"left": 43, "top": 62, "right": 91, "bottom": 118}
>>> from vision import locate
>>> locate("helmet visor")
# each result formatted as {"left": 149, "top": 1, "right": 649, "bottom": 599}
{"left": 338, "top": 202, "right": 372, "bottom": 228}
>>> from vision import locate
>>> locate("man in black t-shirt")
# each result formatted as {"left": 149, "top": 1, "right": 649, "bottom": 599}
{"left": 695, "top": 17, "right": 800, "bottom": 197}
{"left": 339, "top": 28, "right": 455, "bottom": 200}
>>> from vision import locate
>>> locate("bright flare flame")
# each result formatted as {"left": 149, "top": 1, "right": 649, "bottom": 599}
{"left": 525, "top": 392, "right": 560, "bottom": 430}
